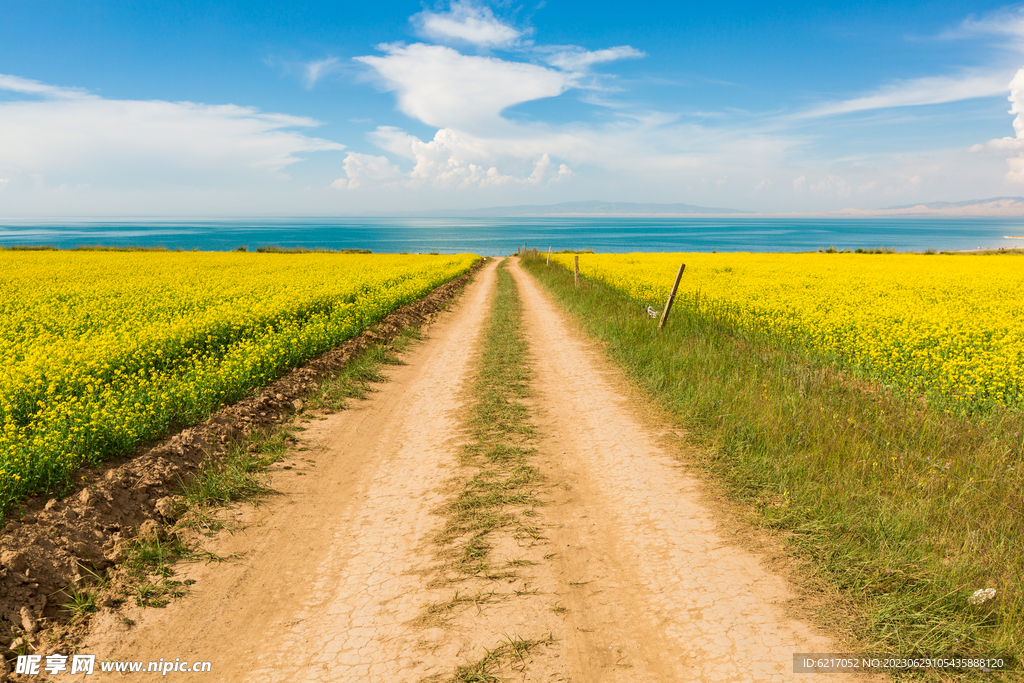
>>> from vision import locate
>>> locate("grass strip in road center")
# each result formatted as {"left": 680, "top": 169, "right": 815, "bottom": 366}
{"left": 429, "top": 259, "right": 550, "bottom": 681}
{"left": 521, "top": 251, "right": 1022, "bottom": 673}
{"left": 436, "top": 259, "right": 542, "bottom": 581}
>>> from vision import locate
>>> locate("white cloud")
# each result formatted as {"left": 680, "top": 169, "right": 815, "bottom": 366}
{"left": 303, "top": 57, "right": 341, "bottom": 89}
{"left": 349, "top": 14, "right": 814, "bottom": 198}
{"left": 0, "top": 74, "right": 91, "bottom": 99}
{"left": 1006, "top": 156, "right": 1024, "bottom": 183}
{"left": 953, "top": 7, "right": 1024, "bottom": 44}
{"left": 331, "top": 153, "right": 403, "bottom": 189}
{"left": 525, "top": 154, "right": 573, "bottom": 184}
{"left": 540, "top": 46, "right": 645, "bottom": 72}
{"left": 356, "top": 115, "right": 798, "bottom": 192}
{"left": 334, "top": 126, "right": 577, "bottom": 190}
{"left": 971, "top": 67, "right": 1024, "bottom": 183}
{"left": 356, "top": 43, "right": 572, "bottom": 130}
{"left": 0, "top": 74, "right": 345, "bottom": 190}
{"left": 1011, "top": 67, "right": 1024, "bottom": 139}
{"left": 413, "top": 1, "right": 521, "bottom": 48}
{"left": 367, "top": 126, "right": 517, "bottom": 188}
{"left": 0, "top": 178, "right": 8, "bottom": 186}
{"left": 346, "top": 8, "right": 677, "bottom": 194}
{"left": 801, "top": 70, "right": 1010, "bottom": 118}
{"left": 526, "top": 154, "right": 550, "bottom": 184}
{"left": 5, "top": 8, "right": 1006, "bottom": 213}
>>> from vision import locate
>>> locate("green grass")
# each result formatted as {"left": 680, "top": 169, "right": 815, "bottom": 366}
{"left": 60, "top": 582, "right": 101, "bottom": 619}
{"left": 451, "top": 634, "right": 553, "bottom": 683}
{"left": 254, "top": 246, "right": 372, "bottom": 254}
{"left": 304, "top": 329, "right": 418, "bottom": 412}
{"left": 127, "top": 535, "right": 177, "bottom": 572}
{"left": 116, "top": 534, "right": 192, "bottom": 607}
{"left": 521, "top": 252, "right": 1024, "bottom": 675}
{"left": 433, "top": 260, "right": 542, "bottom": 581}
{"left": 180, "top": 447, "right": 277, "bottom": 517}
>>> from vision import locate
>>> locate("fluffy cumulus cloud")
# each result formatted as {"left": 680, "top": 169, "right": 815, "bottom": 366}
{"left": 331, "top": 153, "right": 403, "bottom": 189}
{"left": 0, "top": 74, "right": 344, "bottom": 192}
{"left": 334, "top": 126, "right": 573, "bottom": 189}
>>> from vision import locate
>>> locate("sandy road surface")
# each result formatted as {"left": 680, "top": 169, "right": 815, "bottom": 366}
{"left": 80, "top": 258, "right": 873, "bottom": 682}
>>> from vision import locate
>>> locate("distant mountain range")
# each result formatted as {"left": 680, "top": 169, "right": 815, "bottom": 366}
{"left": 410, "top": 200, "right": 751, "bottom": 217}
{"left": 823, "top": 197, "right": 1024, "bottom": 217}
{"left": 401, "top": 197, "right": 1024, "bottom": 218}
{"left": 880, "top": 197, "right": 1024, "bottom": 211}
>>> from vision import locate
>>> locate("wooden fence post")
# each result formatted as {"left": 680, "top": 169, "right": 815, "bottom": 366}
{"left": 546, "top": 247, "right": 551, "bottom": 266}
{"left": 574, "top": 255, "right": 580, "bottom": 288}
{"left": 658, "top": 263, "right": 686, "bottom": 330}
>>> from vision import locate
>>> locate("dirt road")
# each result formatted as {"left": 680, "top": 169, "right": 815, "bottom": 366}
{"left": 82, "top": 258, "right": 871, "bottom": 681}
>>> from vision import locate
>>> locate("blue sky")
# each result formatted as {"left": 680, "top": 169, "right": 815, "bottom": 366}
{"left": 2, "top": 0, "right": 1024, "bottom": 215}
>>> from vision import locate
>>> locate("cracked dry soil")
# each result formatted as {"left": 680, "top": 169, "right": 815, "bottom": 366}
{"left": 67, "top": 258, "right": 877, "bottom": 682}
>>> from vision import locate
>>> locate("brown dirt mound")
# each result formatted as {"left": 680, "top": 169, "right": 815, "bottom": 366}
{"left": 0, "top": 262, "right": 482, "bottom": 657}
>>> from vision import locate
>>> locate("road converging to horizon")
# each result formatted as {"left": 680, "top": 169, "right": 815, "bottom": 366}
{"left": 82, "top": 258, "right": 874, "bottom": 682}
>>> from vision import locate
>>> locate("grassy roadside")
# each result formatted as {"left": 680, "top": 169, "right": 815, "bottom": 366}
{"left": 521, "top": 253, "right": 1022, "bottom": 676}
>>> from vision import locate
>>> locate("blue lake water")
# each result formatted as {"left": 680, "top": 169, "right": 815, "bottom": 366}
{"left": 1, "top": 216, "right": 1022, "bottom": 255}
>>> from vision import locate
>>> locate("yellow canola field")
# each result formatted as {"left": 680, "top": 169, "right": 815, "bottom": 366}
{"left": 0, "top": 251, "right": 478, "bottom": 511}
{"left": 552, "top": 252, "right": 1024, "bottom": 412}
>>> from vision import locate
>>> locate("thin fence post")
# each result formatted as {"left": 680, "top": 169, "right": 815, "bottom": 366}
{"left": 658, "top": 263, "right": 686, "bottom": 330}
{"left": 546, "top": 247, "right": 551, "bottom": 266}
{"left": 574, "top": 255, "right": 580, "bottom": 288}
